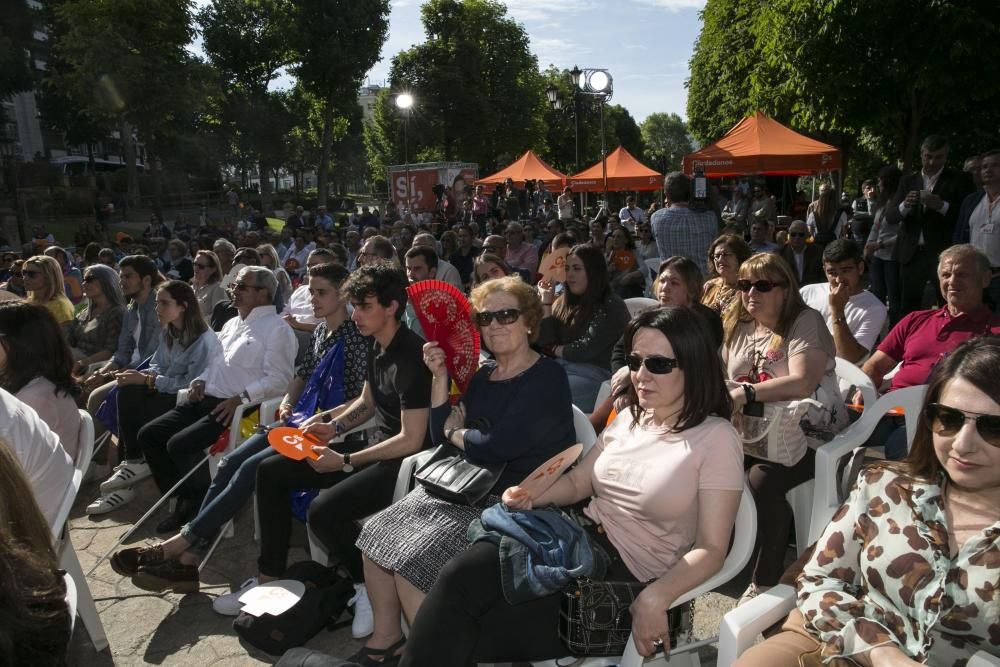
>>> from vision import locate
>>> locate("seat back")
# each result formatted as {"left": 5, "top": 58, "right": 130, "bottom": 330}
{"left": 624, "top": 297, "right": 659, "bottom": 319}
{"left": 51, "top": 411, "right": 95, "bottom": 540}
{"left": 572, "top": 405, "right": 598, "bottom": 458}
{"left": 834, "top": 357, "right": 877, "bottom": 409}
{"left": 643, "top": 257, "right": 661, "bottom": 297}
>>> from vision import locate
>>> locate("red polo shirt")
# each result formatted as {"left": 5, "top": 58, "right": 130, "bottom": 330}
{"left": 879, "top": 305, "right": 1000, "bottom": 390}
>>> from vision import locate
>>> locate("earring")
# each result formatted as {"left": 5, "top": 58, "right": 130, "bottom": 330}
{"left": 526, "top": 328, "right": 532, "bottom": 334}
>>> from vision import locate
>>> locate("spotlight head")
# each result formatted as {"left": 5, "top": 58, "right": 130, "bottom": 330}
{"left": 579, "top": 69, "right": 612, "bottom": 95}
{"left": 395, "top": 93, "right": 414, "bottom": 110}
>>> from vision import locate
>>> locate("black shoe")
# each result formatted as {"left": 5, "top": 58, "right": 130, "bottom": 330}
{"left": 155, "top": 499, "right": 196, "bottom": 534}
{"left": 348, "top": 636, "right": 406, "bottom": 667}
{"left": 110, "top": 544, "right": 165, "bottom": 577}
{"left": 132, "top": 560, "right": 200, "bottom": 594}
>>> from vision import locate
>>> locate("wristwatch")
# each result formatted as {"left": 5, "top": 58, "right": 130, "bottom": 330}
{"left": 240, "top": 390, "right": 252, "bottom": 405}
{"left": 342, "top": 452, "right": 354, "bottom": 473}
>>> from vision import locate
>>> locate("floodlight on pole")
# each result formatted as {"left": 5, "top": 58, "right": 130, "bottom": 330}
{"left": 393, "top": 92, "right": 415, "bottom": 212}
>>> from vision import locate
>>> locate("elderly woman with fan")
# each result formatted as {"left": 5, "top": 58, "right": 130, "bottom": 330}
{"left": 349, "top": 275, "right": 576, "bottom": 666}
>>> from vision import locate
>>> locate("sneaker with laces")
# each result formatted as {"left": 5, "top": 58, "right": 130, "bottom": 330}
{"left": 212, "top": 577, "right": 259, "bottom": 616}
{"left": 100, "top": 461, "right": 151, "bottom": 494}
{"left": 349, "top": 583, "right": 374, "bottom": 638}
{"left": 86, "top": 488, "right": 137, "bottom": 515}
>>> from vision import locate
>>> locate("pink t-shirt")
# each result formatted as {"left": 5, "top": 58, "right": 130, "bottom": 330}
{"left": 583, "top": 413, "right": 744, "bottom": 582}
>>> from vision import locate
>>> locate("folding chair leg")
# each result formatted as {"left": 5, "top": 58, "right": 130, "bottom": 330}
{"left": 60, "top": 536, "right": 109, "bottom": 651}
{"left": 198, "top": 520, "right": 232, "bottom": 572}
{"left": 87, "top": 455, "right": 210, "bottom": 576}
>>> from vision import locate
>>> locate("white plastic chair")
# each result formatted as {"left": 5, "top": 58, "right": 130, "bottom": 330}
{"left": 782, "top": 384, "right": 927, "bottom": 558}
{"left": 572, "top": 404, "right": 598, "bottom": 458}
{"left": 594, "top": 381, "right": 612, "bottom": 413}
{"left": 833, "top": 357, "right": 877, "bottom": 409}
{"left": 528, "top": 486, "right": 758, "bottom": 667}
{"left": 53, "top": 411, "right": 108, "bottom": 651}
{"left": 624, "top": 297, "right": 659, "bottom": 319}
{"left": 64, "top": 570, "right": 78, "bottom": 640}
{"left": 717, "top": 584, "right": 1000, "bottom": 667}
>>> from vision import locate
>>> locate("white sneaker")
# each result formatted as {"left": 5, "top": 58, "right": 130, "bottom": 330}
{"left": 85, "top": 488, "right": 137, "bottom": 515}
{"left": 212, "top": 577, "right": 259, "bottom": 616}
{"left": 100, "top": 461, "right": 151, "bottom": 494}
{"left": 348, "top": 583, "right": 373, "bottom": 638}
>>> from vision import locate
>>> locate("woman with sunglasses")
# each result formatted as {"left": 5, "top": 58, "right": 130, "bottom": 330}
{"left": 400, "top": 306, "right": 744, "bottom": 665}
{"left": 702, "top": 234, "right": 753, "bottom": 316}
{"left": 348, "top": 276, "right": 575, "bottom": 664}
{"left": 722, "top": 252, "right": 847, "bottom": 604}
{"left": 21, "top": 255, "right": 75, "bottom": 328}
{"left": 537, "top": 244, "right": 630, "bottom": 412}
{"left": 736, "top": 335, "right": 1000, "bottom": 667}
{"left": 86, "top": 280, "right": 219, "bottom": 515}
{"left": 191, "top": 250, "right": 227, "bottom": 319}
{"left": 67, "top": 264, "right": 126, "bottom": 375}
{"left": 636, "top": 224, "right": 659, "bottom": 261}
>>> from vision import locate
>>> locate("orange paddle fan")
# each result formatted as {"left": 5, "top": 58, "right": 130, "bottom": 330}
{"left": 406, "top": 280, "right": 480, "bottom": 394}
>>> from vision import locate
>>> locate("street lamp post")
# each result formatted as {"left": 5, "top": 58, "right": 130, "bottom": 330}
{"left": 394, "top": 93, "right": 414, "bottom": 213}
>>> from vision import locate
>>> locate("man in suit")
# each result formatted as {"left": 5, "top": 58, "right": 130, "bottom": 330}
{"left": 885, "top": 135, "right": 976, "bottom": 316}
{"left": 778, "top": 220, "right": 825, "bottom": 286}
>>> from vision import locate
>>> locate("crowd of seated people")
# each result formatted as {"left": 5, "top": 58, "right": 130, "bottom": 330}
{"left": 1, "top": 149, "right": 999, "bottom": 666}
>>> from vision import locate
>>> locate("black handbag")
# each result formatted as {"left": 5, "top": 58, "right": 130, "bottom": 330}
{"left": 558, "top": 578, "right": 693, "bottom": 656}
{"left": 413, "top": 443, "right": 505, "bottom": 505}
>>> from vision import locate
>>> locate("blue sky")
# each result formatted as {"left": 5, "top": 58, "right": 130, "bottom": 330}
{"left": 191, "top": 0, "right": 705, "bottom": 123}
{"left": 366, "top": 0, "right": 706, "bottom": 122}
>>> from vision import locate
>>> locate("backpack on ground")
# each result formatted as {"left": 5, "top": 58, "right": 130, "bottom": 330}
{"left": 233, "top": 560, "right": 354, "bottom": 655}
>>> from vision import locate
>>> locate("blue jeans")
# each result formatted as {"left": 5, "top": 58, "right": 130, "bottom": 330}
{"left": 180, "top": 431, "right": 279, "bottom": 544}
{"left": 554, "top": 358, "right": 610, "bottom": 413}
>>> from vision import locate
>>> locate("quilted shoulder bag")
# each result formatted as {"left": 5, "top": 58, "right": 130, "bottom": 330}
{"left": 735, "top": 398, "right": 822, "bottom": 467}
{"left": 558, "top": 578, "right": 693, "bottom": 656}
{"left": 414, "top": 444, "right": 506, "bottom": 505}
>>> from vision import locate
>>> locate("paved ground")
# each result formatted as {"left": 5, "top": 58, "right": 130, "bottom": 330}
{"left": 67, "top": 462, "right": 766, "bottom": 667}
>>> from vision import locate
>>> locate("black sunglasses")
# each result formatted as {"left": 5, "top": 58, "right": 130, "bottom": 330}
{"left": 736, "top": 279, "right": 785, "bottom": 293}
{"left": 626, "top": 354, "right": 679, "bottom": 375}
{"left": 21, "top": 269, "right": 42, "bottom": 278}
{"left": 925, "top": 403, "right": 1000, "bottom": 447}
{"left": 83, "top": 275, "right": 98, "bottom": 283}
{"left": 474, "top": 308, "right": 520, "bottom": 326}
{"left": 788, "top": 232, "right": 807, "bottom": 238}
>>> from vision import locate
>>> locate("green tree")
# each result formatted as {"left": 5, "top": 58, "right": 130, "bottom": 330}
{"left": 641, "top": 112, "right": 693, "bottom": 173}
{"left": 198, "top": 0, "right": 293, "bottom": 213}
{"left": 44, "top": 0, "right": 197, "bottom": 206}
{"left": 369, "top": 0, "right": 547, "bottom": 181}
{"left": 0, "top": 0, "right": 36, "bottom": 129}
{"left": 290, "top": 0, "right": 389, "bottom": 206}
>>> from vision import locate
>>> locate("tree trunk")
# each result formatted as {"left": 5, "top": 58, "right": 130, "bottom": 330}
{"left": 120, "top": 117, "right": 138, "bottom": 210}
{"left": 259, "top": 158, "right": 273, "bottom": 215}
{"left": 317, "top": 91, "right": 335, "bottom": 208}
{"left": 151, "top": 156, "right": 164, "bottom": 220}
{"left": 901, "top": 89, "right": 924, "bottom": 173}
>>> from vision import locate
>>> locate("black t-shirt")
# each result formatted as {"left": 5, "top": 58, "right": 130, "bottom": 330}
{"left": 369, "top": 323, "right": 432, "bottom": 447}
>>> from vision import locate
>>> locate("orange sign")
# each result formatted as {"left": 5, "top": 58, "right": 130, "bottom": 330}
{"left": 267, "top": 427, "right": 323, "bottom": 460}
{"left": 518, "top": 443, "right": 583, "bottom": 499}
{"left": 538, "top": 247, "right": 569, "bottom": 283}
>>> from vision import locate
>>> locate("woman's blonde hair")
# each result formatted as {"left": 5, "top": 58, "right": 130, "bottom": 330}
{"left": 469, "top": 275, "right": 543, "bottom": 343}
{"left": 723, "top": 252, "right": 805, "bottom": 349}
{"left": 24, "top": 255, "right": 65, "bottom": 304}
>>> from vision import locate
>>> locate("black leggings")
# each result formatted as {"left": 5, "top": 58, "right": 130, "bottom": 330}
{"left": 746, "top": 449, "right": 816, "bottom": 586}
{"left": 400, "top": 524, "right": 635, "bottom": 666}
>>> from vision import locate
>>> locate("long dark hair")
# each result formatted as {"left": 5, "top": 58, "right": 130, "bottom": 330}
{"left": 875, "top": 164, "right": 903, "bottom": 211}
{"left": 553, "top": 244, "right": 612, "bottom": 340}
{"left": 898, "top": 336, "right": 1000, "bottom": 481}
{"left": 0, "top": 439, "right": 69, "bottom": 666}
{"left": 157, "top": 280, "right": 208, "bottom": 349}
{"left": 621, "top": 306, "right": 732, "bottom": 430}
{"left": 0, "top": 302, "right": 79, "bottom": 398}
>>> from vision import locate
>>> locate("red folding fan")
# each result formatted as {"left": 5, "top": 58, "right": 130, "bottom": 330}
{"left": 406, "top": 280, "right": 480, "bottom": 394}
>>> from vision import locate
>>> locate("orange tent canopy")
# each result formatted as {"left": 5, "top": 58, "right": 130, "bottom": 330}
{"left": 568, "top": 146, "right": 663, "bottom": 192}
{"left": 475, "top": 150, "right": 567, "bottom": 191}
{"left": 682, "top": 113, "right": 841, "bottom": 177}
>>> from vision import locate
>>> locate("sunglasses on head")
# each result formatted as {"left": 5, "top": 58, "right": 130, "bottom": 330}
{"left": 474, "top": 308, "right": 520, "bottom": 326}
{"left": 626, "top": 354, "right": 679, "bottom": 375}
{"left": 925, "top": 403, "right": 1000, "bottom": 447}
{"left": 737, "top": 279, "right": 784, "bottom": 293}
